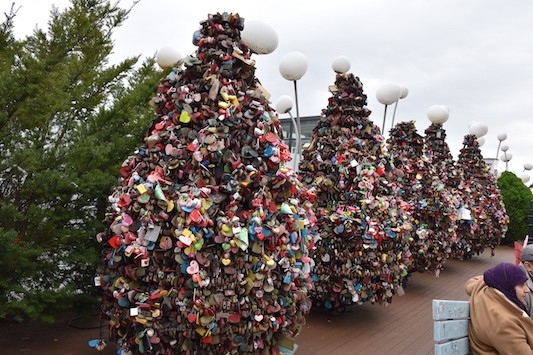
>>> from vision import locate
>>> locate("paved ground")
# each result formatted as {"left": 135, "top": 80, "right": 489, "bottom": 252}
{"left": 0, "top": 245, "right": 515, "bottom": 355}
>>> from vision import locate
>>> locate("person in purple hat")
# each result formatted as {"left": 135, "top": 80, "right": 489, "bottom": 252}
{"left": 520, "top": 244, "right": 533, "bottom": 317}
{"left": 465, "top": 262, "right": 533, "bottom": 354}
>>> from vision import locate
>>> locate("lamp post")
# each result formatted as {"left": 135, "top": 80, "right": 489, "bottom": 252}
{"left": 468, "top": 122, "right": 488, "bottom": 139}
{"left": 376, "top": 83, "right": 402, "bottom": 134}
{"left": 426, "top": 105, "right": 450, "bottom": 139}
{"left": 240, "top": 20, "right": 279, "bottom": 55}
{"left": 522, "top": 163, "right": 532, "bottom": 184}
{"left": 279, "top": 51, "right": 308, "bottom": 158}
{"left": 468, "top": 121, "right": 491, "bottom": 171}
{"left": 500, "top": 144, "right": 511, "bottom": 171}
{"left": 495, "top": 133, "right": 507, "bottom": 160}
{"left": 332, "top": 55, "right": 351, "bottom": 74}
{"left": 155, "top": 46, "right": 183, "bottom": 69}
{"left": 391, "top": 85, "right": 409, "bottom": 129}
{"left": 274, "top": 95, "right": 300, "bottom": 171}
{"left": 500, "top": 153, "right": 512, "bottom": 171}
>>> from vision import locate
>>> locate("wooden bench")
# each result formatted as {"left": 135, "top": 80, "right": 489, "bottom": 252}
{"left": 432, "top": 299, "right": 470, "bottom": 355}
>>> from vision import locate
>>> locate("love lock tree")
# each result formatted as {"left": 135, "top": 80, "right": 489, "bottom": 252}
{"left": 96, "top": 12, "right": 315, "bottom": 354}
{"left": 424, "top": 121, "right": 458, "bottom": 184}
{"left": 454, "top": 134, "right": 509, "bottom": 259}
{"left": 424, "top": 119, "right": 464, "bottom": 258}
{"left": 0, "top": 0, "right": 161, "bottom": 322}
{"left": 386, "top": 121, "right": 457, "bottom": 276}
{"left": 298, "top": 71, "right": 413, "bottom": 312}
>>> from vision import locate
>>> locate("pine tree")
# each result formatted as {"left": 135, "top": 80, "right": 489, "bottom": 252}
{"left": 497, "top": 171, "right": 533, "bottom": 243}
{"left": 97, "top": 12, "right": 314, "bottom": 354}
{"left": 298, "top": 72, "right": 413, "bottom": 311}
{"left": 0, "top": 0, "right": 161, "bottom": 321}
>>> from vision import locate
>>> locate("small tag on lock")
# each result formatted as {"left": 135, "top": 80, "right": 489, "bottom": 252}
{"left": 94, "top": 276, "right": 101, "bottom": 287}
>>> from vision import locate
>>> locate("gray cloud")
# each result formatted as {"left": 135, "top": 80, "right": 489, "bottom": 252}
{"left": 7, "top": 0, "right": 533, "bottom": 176}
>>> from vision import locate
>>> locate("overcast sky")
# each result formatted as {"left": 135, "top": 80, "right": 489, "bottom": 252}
{"left": 5, "top": 0, "right": 533, "bottom": 179}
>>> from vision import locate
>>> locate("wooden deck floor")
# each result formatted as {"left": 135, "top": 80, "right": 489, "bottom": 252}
{"left": 0, "top": 245, "right": 515, "bottom": 355}
{"left": 295, "top": 245, "right": 516, "bottom": 355}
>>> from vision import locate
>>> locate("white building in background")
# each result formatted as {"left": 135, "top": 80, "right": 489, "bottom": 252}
{"left": 279, "top": 115, "right": 319, "bottom": 171}
{"left": 483, "top": 157, "right": 499, "bottom": 177}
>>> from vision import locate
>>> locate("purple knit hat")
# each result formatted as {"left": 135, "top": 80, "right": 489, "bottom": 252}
{"left": 484, "top": 262, "right": 529, "bottom": 314}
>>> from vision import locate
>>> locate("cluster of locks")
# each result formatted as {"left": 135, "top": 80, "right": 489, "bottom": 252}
{"left": 95, "top": 11, "right": 509, "bottom": 354}
{"left": 386, "top": 121, "right": 459, "bottom": 276}
{"left": 97, "top": 13, "right": 314, "bottom": 354}
{"left": 298, "top": 73, "right": 413, "bottom": 311}
{"left": 452, "top": 134, "right": 509, "bottom": 259}
{"left": 422, "top": 123, "right": 508, "bottom": 260}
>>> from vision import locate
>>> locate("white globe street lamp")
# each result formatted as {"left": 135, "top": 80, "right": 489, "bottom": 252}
{"left": 376, "top": 83, "right": 402, "bottom": 134}
{"left": 279, "top": 51, "right": 308, "bottom": 81}
{"left": 501, "top": 144, "right": 509, "bottom": 152}
{"left": 279, "top": 52, "right": 308, "bottom": 158}
{"left": 240, "top": 20, "right": 279, "bottom": 55}
{"left": 426, "top": 105, "right": 450, "bottom": 124}
{"left": 390, "top": 84, "right": 408, "bottom": 129}
{"left": 426, "top": 105, "right": 450, "bottom": 140}
{"left": 274, "top": 95, "right": 300, "bottom": 171}
{"left": 500, "top": 153, "right": 512, "bottom": 161}
{"left": 524, "top": 163, "right": 533, "bottom": 171}
{"left": 155, "top": 46, "right": 183, "bottom": 69}
{"left": 332, "top": 56, "right": 351, "bottom": 74}
{"left": 468, "top": 122, "right": 488, "bottom": 138}
{"left": 520, "top": 173, "right": 531, "bottom": 183}
{"left": 500, "top": 151, "right": 512, "bottom": 171}
{"left": 495, "top": 133, "right": 507, "bottom": 160}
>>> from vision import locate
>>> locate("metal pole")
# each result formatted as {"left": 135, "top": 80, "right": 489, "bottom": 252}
{"left": 288, "top": 117, "right": 294, "bottom": 153}
{"left": 381, "top": 104, "right": 388, "bottom": 135}
{"left": 287, "top": 111, "right": 300, "bottom": 171}
{"left": 505, "top": 152, "right": 509, "bottom": 171}
{"left": 390, "top": 101, "right": 399, "bottom": 129}
{"left": 496, "top": 141, "right": 502, "bottom": 160}
{"left": 293, "top": 80, "right": 302, "bottom": 157}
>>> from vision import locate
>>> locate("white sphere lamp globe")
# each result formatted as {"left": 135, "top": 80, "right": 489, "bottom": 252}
{"left": 279, "top": 52, "right": 308, "bottom": 81}
{"left": 399, "top": 85, "right": 409, "bottom": 99}
{"left": 468, "top": 122, "right": 488, "bottom": 138}
{"left": 501, "top": 144, "right": 509, "bottom": 152}
{"left": 426, "top": 105, "right": 450, "bottom": 124}
{"left": 241, "top": 20, "right": 278, "bottom": 55}
{"left": 500, "top": 152, "right": 512, "bottom": 162}
{"left": 155, "top": 46, "right": 183, "bottom": 69}
{"left": 521, "top": 173, "right": 531, "bottom": 183}
{"left": 332, "top": 56, "right": 351, "bottom": 74}
{"left": 477, "top": 137, "right": 485, "bottom": 147}
{"left": 376, "top": 83, "right": 402, "bottom": 105}
{"left": 274, "top": 95, "right": 294, "bottom": 114}
{"left": 468, "top": 121, "right": 481, "bottom": 129}
{"left": 497, "top": 133, "right": 508, "bottom": 142}
{"left": 524, "top": 163, "right": 533, "bottom": 171}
